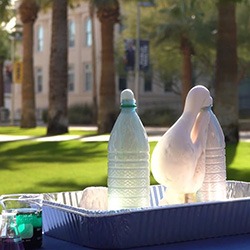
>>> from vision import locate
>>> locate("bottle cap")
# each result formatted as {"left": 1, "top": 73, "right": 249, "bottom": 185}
{"left": 120, "top": 89, "right": 136, "bottom": 108}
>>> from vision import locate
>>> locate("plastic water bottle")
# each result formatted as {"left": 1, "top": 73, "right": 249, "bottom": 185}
{"left": 107, "top": 89, "right": 150, "bottom": 210}
{"left": 197, "top": 105, "right": 227, "bottom": 201}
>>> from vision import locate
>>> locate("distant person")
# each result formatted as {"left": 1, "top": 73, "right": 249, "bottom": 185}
{"left": 125, "top": 40, "right": 135, "bottom": 71}
{"left": 6, "top": 66, "right": 12, "bottom": 82}
{"left": 4, "top": 66, "right": 12, "bottom": 93}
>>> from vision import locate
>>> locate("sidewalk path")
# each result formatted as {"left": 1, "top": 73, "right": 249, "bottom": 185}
{"left": 0, "top": 135, "right": 34, "bottom": 142}
{"left": 0, "top": 126, "right": 249, "bottom": 142}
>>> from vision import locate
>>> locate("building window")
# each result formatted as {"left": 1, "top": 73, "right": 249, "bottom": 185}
{"left": 68, "top": 21, "right": 75, "bottom": 48}
{"left": 144, "top": 78, "right": 152, "bottom": 92}
{"left": 37, "top": 26, "right": 43, "bottom": 52}
{"left": 85, "top": 18, "right": 92, "bottom": 46}
{"left": 68, "top": 66, "right": 74, "bottom": 92}
{"left": 164, "top": 81, "right": 172, "bottom": 92}
{"left": 84, "top": 64, "right": 92, "bottom": 92}
{"left": 36, "top": 68, "right": 43, "bottom": 93}
{"left": 119, "top": 77, "right": 127, "bottom": 91}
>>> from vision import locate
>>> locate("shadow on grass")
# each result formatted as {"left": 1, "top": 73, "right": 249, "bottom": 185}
{"left": 19, "top": 176, "right": 108, "bottom": 194}
{"left": 227, "top": 167, "right": 250, "bottom": 182}
{"left": 41, "top": 176, "right": 107, "bottom": 191}
{"left": 0, "top": 141, "right": 108, "bottom": 171}
{"left": 226, "top": 142, "right": 250, "bottom": 182}
{"left": 226, "top": 143, "right": 238, "bottom": 166}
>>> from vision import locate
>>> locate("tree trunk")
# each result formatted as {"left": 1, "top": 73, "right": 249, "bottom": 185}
{"left": 20, "top": 20, "right": 36, "bottom": 128}
{"left": 0, "top": 61, "right": 4, "bottom": 107}
{"left": 214, "top": 1, "right": 238, "bottom": 143}
{"left": 181, "top": 36, "right": 193, "bottom": 108}
{"left": 97, "top": 20, "right": 117, "bottom": 134}
{"left": 47, "top": 0, "right": 68, "bottom": 135}
{"left": 90, "top": 5, "right": 98, "bottom": 125}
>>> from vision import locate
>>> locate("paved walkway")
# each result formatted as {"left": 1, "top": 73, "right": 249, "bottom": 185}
{"left": 0, "top": 126, "right": 165, "bottom": 142}
{"left": 0, "top": 126, "right": 249, "bottom": 142}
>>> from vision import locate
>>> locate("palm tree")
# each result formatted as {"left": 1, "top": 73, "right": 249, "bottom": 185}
{"left": 0, "top": 0, "right": 12, "bottom": 18}
{"left": 47, "top": 0, "right": 68, "bottom": 135}
{"left": 152, "top": 0, "right": 202, "bottom": 107}
{"left": 91, "top": 0, "right": 120, "bottom": 134}
{"left": 180, "top": 34, "right": 194, "bottom": 107}
{"left": 149, "top": 0, "right": 217, "bottom": 108}
{"left": 214, "top": 0, "right": 238, "bottom": 143}
{"left": 0, "top": 60, "right": 4, "bottom": 107}
{"left": 19, "top": 0, "right": 39, "bottom": 128}
{"left": 235, "top": 1, "right": 250, "bottom": 85}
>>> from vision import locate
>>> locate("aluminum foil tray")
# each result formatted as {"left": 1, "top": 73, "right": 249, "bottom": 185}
{"left": 42, "top": 181, "right": 250, "bottom": 249}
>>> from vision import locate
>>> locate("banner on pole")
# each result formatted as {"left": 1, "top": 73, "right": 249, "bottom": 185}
{"left": 139, "top": 40, "right": 149, "bottom": 71}
{"left": 14, "top": 61, "right": 23, "bottom": 83}
{"left": 124, "top": 39, "right": 149, "bottom": 71}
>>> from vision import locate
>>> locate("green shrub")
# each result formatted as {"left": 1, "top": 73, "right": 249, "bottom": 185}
{"left": 140, "top": 107, "right": 179, "bottom": 127}
{"left": 42, "top": 104, "right": 93, "bottom": 125}
{"left": 68, "top": 104, "right": 93, "bottom": 125}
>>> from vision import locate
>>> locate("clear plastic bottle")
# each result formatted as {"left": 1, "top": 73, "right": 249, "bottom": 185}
{"left": 108, "top": 89, "right": 150, "bottom": 210}
{"left": 197, "top": 106, "right": 227, "bottom": 201}
{"left": 0, "top": 210, "right": 25, "bottom": 250}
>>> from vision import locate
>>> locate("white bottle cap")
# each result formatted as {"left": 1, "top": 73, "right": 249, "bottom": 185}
{"left": 121, "top": 89, "right": 134, "bottom": 101}
{"left": 120, "top": 89, "right": 136, "bottom": 107}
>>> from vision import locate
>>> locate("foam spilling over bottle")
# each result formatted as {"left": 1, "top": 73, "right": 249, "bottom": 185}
{"left": 197, "top": 105, "right": 227, "bottom": 201}
{"left": 107, "top": 89, "right": 150, "bottom": 210}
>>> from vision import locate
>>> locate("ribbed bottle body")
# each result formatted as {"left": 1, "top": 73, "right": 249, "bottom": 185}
{"left": 108, "top": 152, "right": 150, "bottom": 210}
{"left": 107, "top": 108, "right": 150, "bottom": 210}
{"left": 198, "top": 147, "right": 227, "bottom": 201}
{"left": 198, "top": 108, "right": 227, "bottom": 201}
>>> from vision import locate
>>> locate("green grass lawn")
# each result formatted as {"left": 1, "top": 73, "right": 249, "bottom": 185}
{"left": 0, "top": 140, "right": 158, "bottom": 195}
{"left": 0, "top": 126, "right": 249, "bottom": 196}
{"left": 0, "top": 140, "right": 108, "bottom": 195}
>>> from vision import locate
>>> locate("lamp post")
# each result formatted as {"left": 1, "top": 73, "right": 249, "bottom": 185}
{"left": 135, "top": 2, "right": 140, "bottom": 110}
{"left": 9, "top": 31, "right": 22, "bottom": 126}
{"left": 10, "top": 36, "right": 15, "bottom": 126}
{"left": 135, "top": 1, "right": 154, "bottom": 111}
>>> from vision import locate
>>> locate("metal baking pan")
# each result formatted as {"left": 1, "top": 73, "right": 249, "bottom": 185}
{"left": 42, "top": 181, "right": 250, "bottom": 249}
